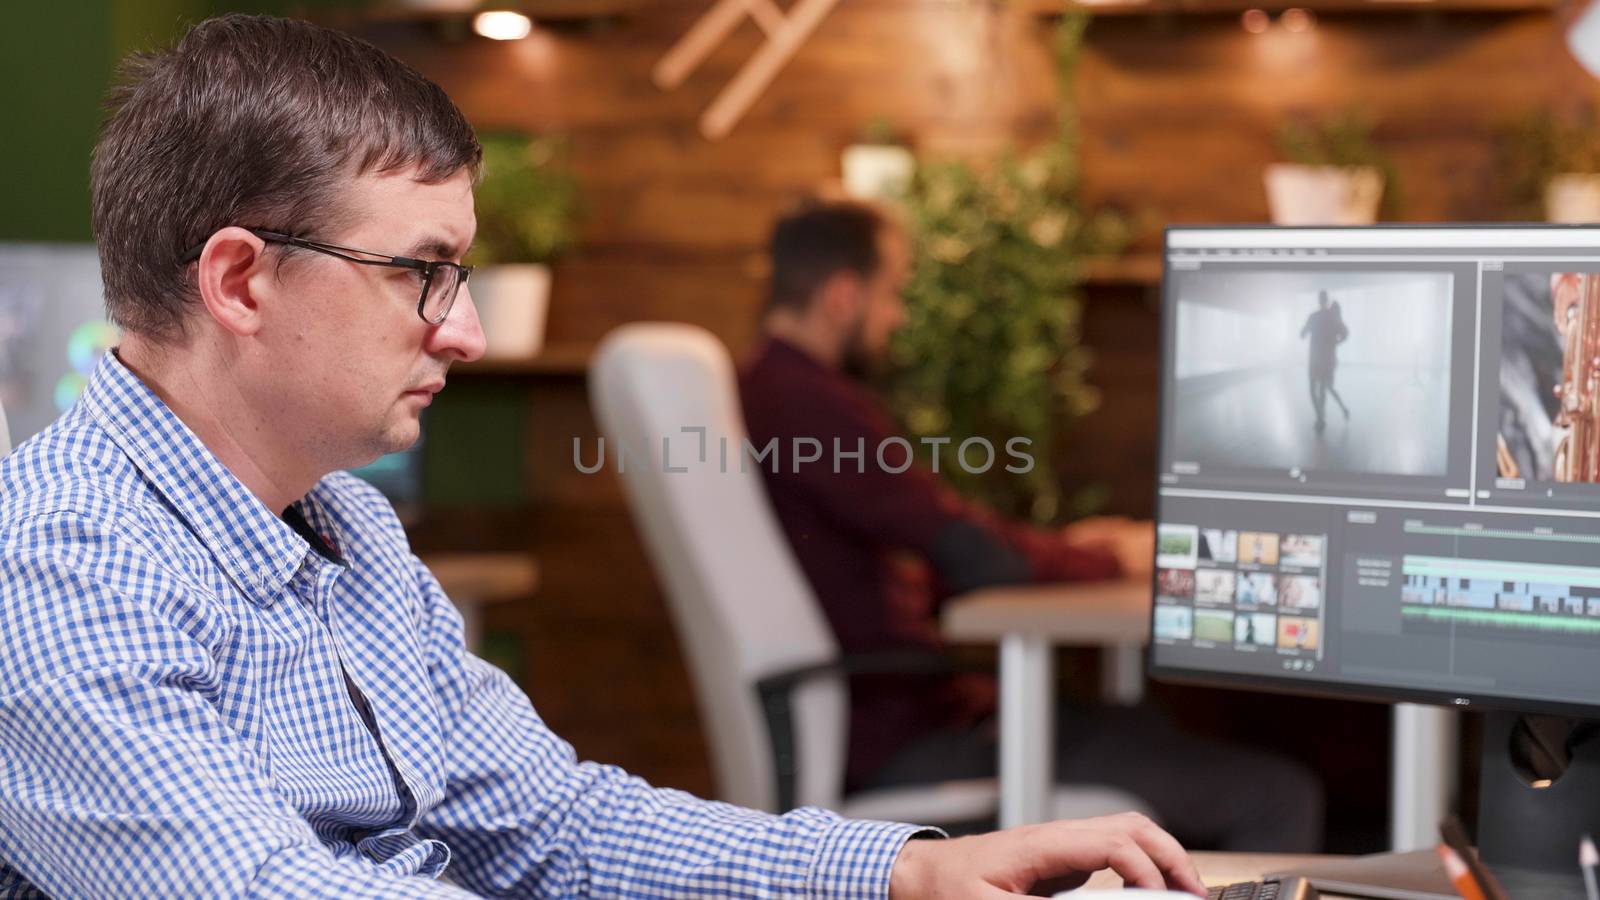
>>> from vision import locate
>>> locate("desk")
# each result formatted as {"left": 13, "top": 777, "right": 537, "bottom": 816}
{"left": 420, "top": 552, "right": 540, "bottom": 649}
{"left": 942, "top": 579, "right": 1453, "bottom": 847}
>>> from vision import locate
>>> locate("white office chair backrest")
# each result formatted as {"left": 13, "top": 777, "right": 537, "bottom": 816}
{"left": 591, "top": 323, "right": 850, "bottom": 812}
{"left": 0, "top": 403, "right": 10, "bottom": 458}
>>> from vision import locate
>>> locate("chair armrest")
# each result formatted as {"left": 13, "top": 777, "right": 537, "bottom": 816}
{"left": 754, "top": 651, "right": 990, "bottom": 812}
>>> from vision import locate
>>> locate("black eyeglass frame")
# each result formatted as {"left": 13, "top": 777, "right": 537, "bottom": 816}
{"left": 181, "top": 227, "right": 471, "bottom": 326}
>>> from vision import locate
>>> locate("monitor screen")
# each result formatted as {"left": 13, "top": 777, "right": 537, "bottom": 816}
{"left": 1150, "top": 225, "right": 1600, "bottom": 718}
{"left": 0, "top": 243, "right": 116, "bottom": 446}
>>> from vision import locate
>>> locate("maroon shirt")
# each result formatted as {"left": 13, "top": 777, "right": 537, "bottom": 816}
{"left": 739, "top": 337, "right": 1122, "bottom": 788}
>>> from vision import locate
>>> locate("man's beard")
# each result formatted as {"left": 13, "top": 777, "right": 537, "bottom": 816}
{"left": 840, "top": 318, "right": 887, "bottom": 382}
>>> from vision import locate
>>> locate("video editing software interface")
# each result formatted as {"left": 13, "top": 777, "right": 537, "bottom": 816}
{"left": 1151, "top": 227, "right": 1600, "bottom": 712}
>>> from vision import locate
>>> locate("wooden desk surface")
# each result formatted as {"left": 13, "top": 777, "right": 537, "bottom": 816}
{"left": 942, "top": 578, "right": 1152, "bottom": 645}
{"left": 419, "top": 552, "right": 540, "bottom": 603}
{"left": 1083, "top": 851, "right": 1343, "bottom": 891}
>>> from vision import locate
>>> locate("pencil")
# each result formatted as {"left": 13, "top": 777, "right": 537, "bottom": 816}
{"left": 1436, "top": 845, "right": 1486, "bottom": 900}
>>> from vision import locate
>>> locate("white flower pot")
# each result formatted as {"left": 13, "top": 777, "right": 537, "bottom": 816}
{"left": 841, "top": 143, "right": 916, "bottom": 201}
{"left": 1544, "top": 174, "right": 1600, "bottom": 224}
{"left": 471, "top": 263, "right": 551, "bottom": 360}
{"left": 1263, "top": 163, "right": 1383, "bottom": 226}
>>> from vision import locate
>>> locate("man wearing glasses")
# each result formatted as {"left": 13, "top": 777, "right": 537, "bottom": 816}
{"left": 0, "top": 14, "right": 1202, "bottom": 899}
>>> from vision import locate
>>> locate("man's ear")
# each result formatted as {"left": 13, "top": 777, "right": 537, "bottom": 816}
{"left": 816, "top": 270, "right": 864, "bottom": 327}
{"left": 192, "top": 227, "right": 272, "bottom": 337}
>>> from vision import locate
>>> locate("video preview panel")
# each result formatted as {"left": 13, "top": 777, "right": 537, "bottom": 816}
{"left": 1165, "top": 269, "right": 1456, "bottom": 482}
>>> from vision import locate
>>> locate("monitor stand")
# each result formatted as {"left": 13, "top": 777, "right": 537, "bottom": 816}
{"left": 1268, "top": 711, "right": 1600, "bottom": 900}
{"left": 1476, "top": 711, "right": 1600, "bottom": 898}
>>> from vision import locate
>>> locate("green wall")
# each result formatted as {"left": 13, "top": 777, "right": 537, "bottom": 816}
{"left": 0, "top": 4, "right": 115, "bottom": 241}
{"left": 0, "top": 1, "right": 324, "bottom": 242}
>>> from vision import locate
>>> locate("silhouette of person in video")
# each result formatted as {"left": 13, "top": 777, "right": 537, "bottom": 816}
{"left": 1300, "top": 291, "right": 1350, "bottom": 433}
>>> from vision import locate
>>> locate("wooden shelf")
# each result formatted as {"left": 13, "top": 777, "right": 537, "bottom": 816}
{"left": 456, "top": 342, "right": 594, "bottom": 377}
{"left": 1026, "top": 0, "right": 1556, "bottom": 14}
{"left": 1082, "top": 254, "right": 1163, "bottom": 286}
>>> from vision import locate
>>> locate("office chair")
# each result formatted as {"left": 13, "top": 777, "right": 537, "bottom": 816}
{"left": 0, "top": 402, "right": 10, "bottom": 458}
{"left": 591, "top": 322, "right": 1147, "bottom": 826}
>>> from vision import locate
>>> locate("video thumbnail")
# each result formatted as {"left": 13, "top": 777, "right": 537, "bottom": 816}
{"left": 1199, "top": 528, "right": 1238, "bottom": 564}
{"left": 1167, "top": 269, "right": 1453, "bottom": 477}
{"left": 1154, "top": 605, "right": 1194, "bottom": 641}
{"left": 1235, "top": 572, "right": 1278, "bottom": 607}
{"left": 1157, "top": 524, "right": 1199, "bottom": 569}
{"left": 1278, "top": 575, "right": 1323, "bottom": 611}
{"left": 1234, "top": 612, "right": 1277, "bottom": 647}
{"left": 1158, "top": 568, "right": 1196, "bottom": 602}
{"left": 1239, "top": 532, "right": 1280, "bottom": 566}
{"left": 1194, "top": 609, "right": 1235, "bottom": 643}
{"left": 1195, "top": 569, "right": 1237, "bottom": 605}
{"left": 1280, "top": 534, "right": 1324, "bottom": 569}
{"left": 1498, "top": 272, "right": 1600, "bottom": 485}
{"left": 1278, "top": 617, "right": 1321, "bottom": 651}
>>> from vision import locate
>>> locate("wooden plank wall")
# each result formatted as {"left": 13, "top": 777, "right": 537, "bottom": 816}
{"left": 367, "top": 0, "right": 1588, "bottom": 834}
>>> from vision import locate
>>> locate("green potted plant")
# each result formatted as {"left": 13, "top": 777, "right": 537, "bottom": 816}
{"left": 1266, "top": 111, "right": 1396, "bottom": 225}
{"left": 469, "top": 133, "right": 579, "bottom": 359}
{"left": 1501, "top": 106, "right": 1600, "bottom": 223}
{"left": 884, "top": 14, "right": 1127, "bottom": 523}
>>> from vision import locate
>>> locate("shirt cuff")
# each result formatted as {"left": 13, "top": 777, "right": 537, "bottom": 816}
{"left": 807, "top": 817, "right": 946, "bottom": 899}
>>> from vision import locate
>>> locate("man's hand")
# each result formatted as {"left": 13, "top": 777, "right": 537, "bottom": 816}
{"left": 1063, "top": 517, "right": 1155, "bottom": 578}
{"left": 887, "top": 812, "right": 1205, "bottom": 899}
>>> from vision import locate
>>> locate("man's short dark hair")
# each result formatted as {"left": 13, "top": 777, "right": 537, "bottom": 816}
{"left": 766, "top": 199, "right": 892, "bottom": 313}
{"left": 91, "top": 14, "right": 482, "bottom": 342}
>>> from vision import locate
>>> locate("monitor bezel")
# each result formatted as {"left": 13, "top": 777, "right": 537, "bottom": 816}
{"left": 1147, "top": 222, "right": 1600, "bottom": 720}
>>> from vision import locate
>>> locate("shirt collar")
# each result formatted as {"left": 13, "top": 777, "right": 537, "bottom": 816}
{"left": 82, "top": 350, "right": 312, "bottom": 607}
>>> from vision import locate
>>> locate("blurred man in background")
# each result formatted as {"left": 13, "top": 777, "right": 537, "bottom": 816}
{"left": 740, "top": 198, "right": 1324, "bottom": 852}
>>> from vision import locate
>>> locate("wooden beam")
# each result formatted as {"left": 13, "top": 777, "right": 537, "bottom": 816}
{"left": 701, "top": 0, "right": 842, "bottom": 139}
{"left": 653, "top": 0, "right": 754, "bottom": 89}
{"left": 653, "top": 0, "right": 844, "bottom": 139}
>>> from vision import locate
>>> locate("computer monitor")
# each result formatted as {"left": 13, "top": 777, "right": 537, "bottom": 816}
{"left": 1150, "top": 225, "right": 1600, "bottom": 894}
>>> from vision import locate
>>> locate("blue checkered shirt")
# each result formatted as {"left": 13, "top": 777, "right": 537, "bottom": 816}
{"left": 0, "top": 352, "right": 923, "bottom": 898}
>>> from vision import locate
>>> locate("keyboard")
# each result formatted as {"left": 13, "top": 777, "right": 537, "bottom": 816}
{"left": 1205, "top": 876, "right": 1317, "bottom": 900}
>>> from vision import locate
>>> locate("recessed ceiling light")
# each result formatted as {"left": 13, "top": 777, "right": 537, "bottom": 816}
{"left": 474, "top": 11, "right": 534, "bottom": 41}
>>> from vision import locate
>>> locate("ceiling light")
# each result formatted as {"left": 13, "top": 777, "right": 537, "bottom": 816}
{"left": 1281, "top": 8, "right": 1315, "bottom": 32}
{"left": 474, "top": 11, "right": 534, "bottom": 41}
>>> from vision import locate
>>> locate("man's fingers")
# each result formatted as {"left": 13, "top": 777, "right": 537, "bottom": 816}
{"left": 1024, "top": 815, "right": 1204, "bottom": 897}
{"left": 1117, "top": 814, "right": 1206, "bottom": 895}
{"left": 1016, "top": 823, "right": 1164, "bottom": 892}
{"left": 1100, "top": 833, "right": 1167, "bottom": 890}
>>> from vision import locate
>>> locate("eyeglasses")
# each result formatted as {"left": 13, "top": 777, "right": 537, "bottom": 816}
{"left": 181, "top": 228, "right": 471, "bottom": 326}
